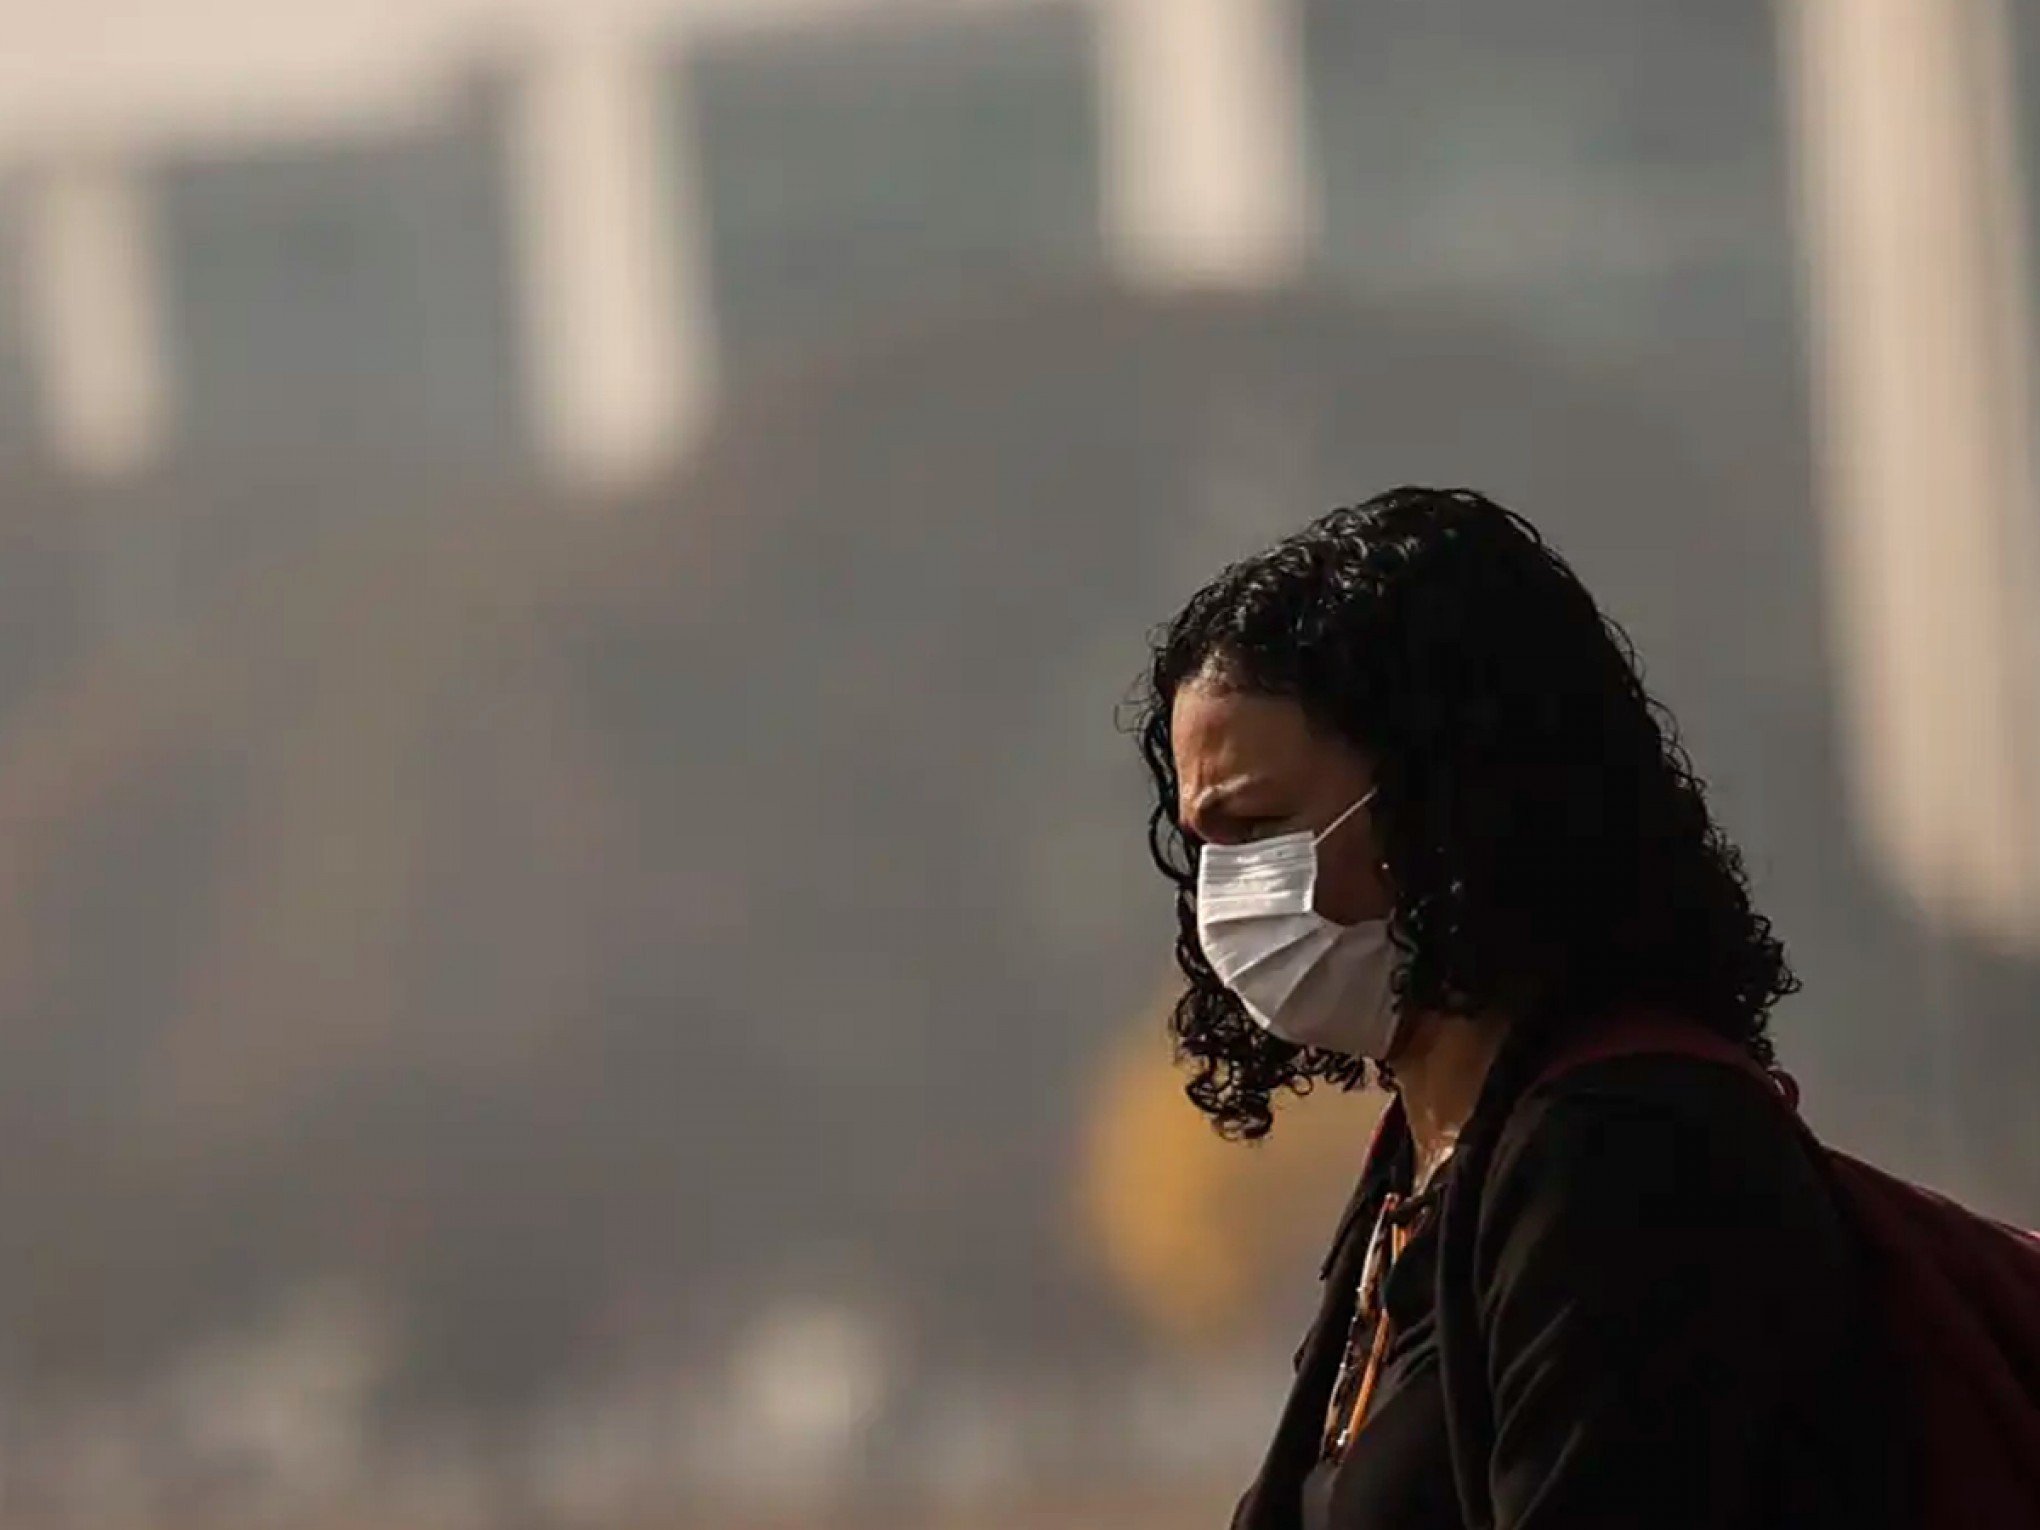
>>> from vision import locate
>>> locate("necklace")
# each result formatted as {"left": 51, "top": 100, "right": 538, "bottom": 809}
{"left": 1318, "top": 1184, "right": 1441, "bottom": 1462}
{"left": 1413, "top": 1137, "right": 1457, "bottom": 1195}
{"left": 1319, "top": 1191, "right": 1404, "bottom": 1462}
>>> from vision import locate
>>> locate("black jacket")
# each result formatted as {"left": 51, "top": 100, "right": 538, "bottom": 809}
{"left": 1231, "top": 1046, "right": 1907, "bottom": 1529}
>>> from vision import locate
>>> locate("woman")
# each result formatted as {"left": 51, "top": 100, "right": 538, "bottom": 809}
{"left": 1134, "top": 488, "right": 1905, "bottom": 1529}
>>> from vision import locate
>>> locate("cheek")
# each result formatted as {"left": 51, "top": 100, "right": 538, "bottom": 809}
{"left": 1314, "top": 846, "right": 1393, "bottom": 926}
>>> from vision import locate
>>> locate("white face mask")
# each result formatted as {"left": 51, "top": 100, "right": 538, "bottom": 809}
{"left": 1194, "top": 788, "right": 1402, "bottom": 1058}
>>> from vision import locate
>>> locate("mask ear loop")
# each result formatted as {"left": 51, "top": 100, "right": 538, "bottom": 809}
{"left": 1313, "top": 784, "right": 1381, "bottom": 847}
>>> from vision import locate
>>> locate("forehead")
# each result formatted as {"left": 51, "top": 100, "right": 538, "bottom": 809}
{"left": 1169, "top": 681, "right": 1324, "bottom": 791}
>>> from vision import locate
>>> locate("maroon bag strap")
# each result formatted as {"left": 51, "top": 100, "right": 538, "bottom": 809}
{"left": 1532, "top": 1010, "right": 1802, "bottom": 1111}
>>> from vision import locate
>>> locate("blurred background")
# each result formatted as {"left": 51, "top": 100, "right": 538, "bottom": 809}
{"left": 0, "top": 0, "right": 2037, "bottom": 1524}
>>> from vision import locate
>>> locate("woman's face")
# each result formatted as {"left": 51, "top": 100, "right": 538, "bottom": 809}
{"left": 1170, "top": 675, "right": 1393, "bottom": 926}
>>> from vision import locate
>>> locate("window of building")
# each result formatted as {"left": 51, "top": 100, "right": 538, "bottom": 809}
{"left": 157, "top": 95, "right": 521, "bottom": 466}
{"left": 0, "top": 183, "right": 42, "bottom": 461}
{"left": 683, "top": 4, "right": 1103, "bottom": 381}
{"left": 1301, "top": 0, "right": 1796, "bottom": 358}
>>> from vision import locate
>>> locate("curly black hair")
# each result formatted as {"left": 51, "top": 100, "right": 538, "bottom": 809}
{"left": 1134, "top": 487, "right": 1795, "bottom": 1139}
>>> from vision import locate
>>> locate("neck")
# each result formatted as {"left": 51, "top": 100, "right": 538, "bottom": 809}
{"left": 1387, "top": 1009, "right": 1511, "bottom": 1187}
